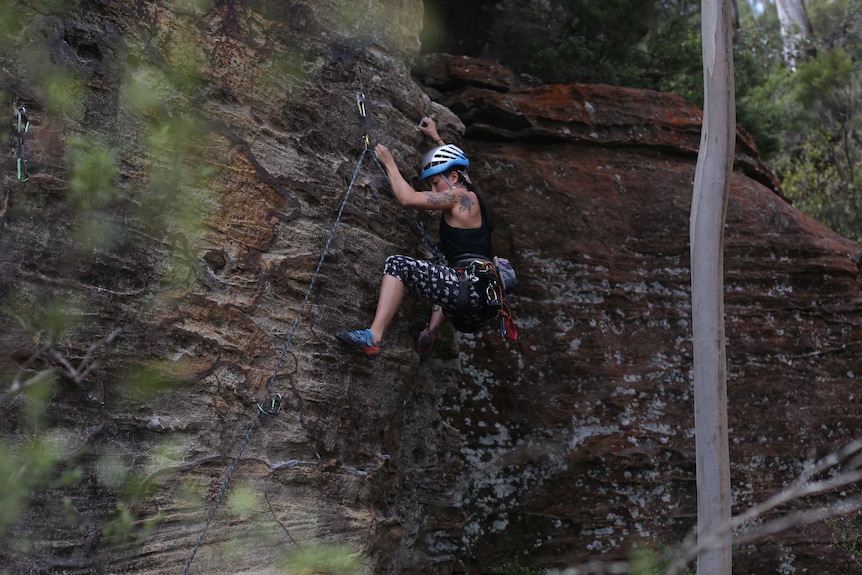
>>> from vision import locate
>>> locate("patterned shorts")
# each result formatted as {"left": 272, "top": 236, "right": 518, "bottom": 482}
{"left": 383, "top": 255, "right": 498, "bottom": 332}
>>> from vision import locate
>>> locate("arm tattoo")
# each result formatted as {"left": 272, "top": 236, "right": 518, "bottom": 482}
{"left": 458, "top": 193, "right": 475, "bottom": 214}
{"left": 423, "top": 191, "right": 456, "bottom": 205}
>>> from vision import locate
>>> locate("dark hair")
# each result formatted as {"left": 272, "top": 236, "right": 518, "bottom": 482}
{"left": 463, "top": 178, "right": 495, "bottom": 233}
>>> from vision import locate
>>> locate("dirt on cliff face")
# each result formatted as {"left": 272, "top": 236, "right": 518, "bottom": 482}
{"left": 2, "top": 2, "right": 862, "bottom": 575}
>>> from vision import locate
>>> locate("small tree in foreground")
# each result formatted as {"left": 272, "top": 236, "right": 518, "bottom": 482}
{"left": 689, "top": 0, "right": 736, "bottom": 572}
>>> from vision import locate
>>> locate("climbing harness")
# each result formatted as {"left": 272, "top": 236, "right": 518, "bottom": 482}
{"left": 181, "top": 93, "right": 382, "bottom": 575}
{"left": 15, "top": 105, "right": 29, "bottom": 183}
{"left": 453, "top": 256, "right": 518, "bottom": 341}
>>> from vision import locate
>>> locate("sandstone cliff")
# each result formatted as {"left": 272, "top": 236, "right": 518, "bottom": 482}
{"left": 1, "top": 2, "right": 861, "bottom": 575}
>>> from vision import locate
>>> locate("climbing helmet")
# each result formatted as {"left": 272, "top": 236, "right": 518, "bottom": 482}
{"left": 421, "top": 144, "right": 469, "bottom": 181}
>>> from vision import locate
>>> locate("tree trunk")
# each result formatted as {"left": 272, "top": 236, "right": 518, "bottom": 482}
{"left": 690, "top": 0, "right": 735, "bottom": 572}
{"left": 775, "top": 0, "right": 813, "bottom": 67}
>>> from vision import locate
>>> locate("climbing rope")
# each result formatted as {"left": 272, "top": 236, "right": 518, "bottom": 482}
{"left": 181, "top": 93, "right": 460, "bottom": 572}
{"left": 357, "top": 93, "right": 392, "bottom": 179}
{"left": 16, "top": 105, "right": 29, "bottom": 183}
{"left": 181, "top": 96, "right": 381, "bottom": 575}
{"left": 357, "top": 94, "right": 447, "bottom": 265}
{"left": 412, "top": 217, "right": 448, "bottom": 265}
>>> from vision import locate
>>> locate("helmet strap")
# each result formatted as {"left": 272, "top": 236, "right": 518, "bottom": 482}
{"left": 446, "top": 170, "right": 465, "bottom": 190}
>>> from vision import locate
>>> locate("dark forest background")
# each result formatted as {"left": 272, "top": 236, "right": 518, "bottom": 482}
{"left": 421, "top": 0, "right": 862, "bottom": 242}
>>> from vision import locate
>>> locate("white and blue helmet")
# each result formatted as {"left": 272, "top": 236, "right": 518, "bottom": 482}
{"left": 421, "top": 144, "right": 470, "bottom": 180}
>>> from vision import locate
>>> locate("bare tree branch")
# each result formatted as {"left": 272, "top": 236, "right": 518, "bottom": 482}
{"left": 661, "top": 438, "right": 862, "bottom": 575}
{"left": 4, "top": 328, "right": 122, "bottom": 405}
{"left": 5, "top": 368, "right": 55, "bottom": 401}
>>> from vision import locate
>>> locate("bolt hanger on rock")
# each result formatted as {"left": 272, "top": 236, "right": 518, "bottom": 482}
{"left": 15, "top": 105, "right": 29, "bottom": 183}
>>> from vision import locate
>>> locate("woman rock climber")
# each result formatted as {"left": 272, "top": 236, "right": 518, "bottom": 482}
{"left": 336, "top": 116, "right": 504, "bottom": 359}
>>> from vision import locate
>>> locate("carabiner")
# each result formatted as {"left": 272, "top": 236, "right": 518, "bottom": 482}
{"left": 356, "top": 93, "right": 371, "bottom": 149}
{"left": 486, "top": 284, "right": 501, "bottom": 306}
{"left": 257, "top": 392, "right": 283, "bottom": 415}
{"left": 17, "top": 106, "right": 29, "bottom": 134}
{"left": 17, "top": 158, "right": 28, "bottom": 183}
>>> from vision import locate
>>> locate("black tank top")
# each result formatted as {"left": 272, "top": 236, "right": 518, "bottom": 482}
{"left": 439, "top": 192, "right": 494, "bottom": 262}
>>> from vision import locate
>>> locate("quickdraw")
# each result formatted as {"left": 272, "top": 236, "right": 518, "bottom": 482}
{"left": 357, "top": 94, "right": 445, "bottom": 265}
{"left": 16, "top": 105, "right": 29, "bottom": 183}
{"left": 257, "top": 392, "right": 283, "bottom": 415}
{"left": 255, "top": 93, "right": 381, "bottom": 418}
{"left": 356, "top": 93, "right": 371, "bottom": 150}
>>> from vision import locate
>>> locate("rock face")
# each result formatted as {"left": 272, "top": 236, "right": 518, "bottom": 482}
{"left": 2, "top": 2, "right": 862, "bottom": 575}
{"left": 412, "top": 54, "right": 862, "bottom": 574}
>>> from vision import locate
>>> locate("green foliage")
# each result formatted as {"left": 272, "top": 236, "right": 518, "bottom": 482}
{"left": 42, "top": 70, "right": 85, "bottom": 122}
{"left": 830, "top": 514, "right": 862, "bottom": 567}
{"left": 20, "top": 368, "right": 54, "bottom": 427}
{"left": 228, "top": 483, "right": 262, "bottom": 519}
{"left": 0, "top": 415, "right": 61, "bottom": 535}
{"left": 122, "top": 364, "right": 183, "bottom": 402}
{"left": 1, "top": 0, "right": 216, "bottom": 563}
{"left": 278, "top": 543, "right": 363, "bottom": 575}
{"left": 166, "top": 0, "right": 213, "bottom": 16}
{"left": 492, "top": 563, "right": 544, "bottom": 575}
{"left": 0, "top": 1, "right": 25, "bottom": 42}
{"left": 642, "top": 11, "right": 704, "bottom": 103}
{"left": 733, "top": 13, "right": 791, "bottom": 158}
{"left": 96, "top": 453, "right": 131, "bottom": 490}
{"left": 119, "top": 56, "right": 216, "bottom": 287}
{"left": 809, "top": 0, "right": 862, "bottom": 58}
{"left": 629, "top": 544, "right": 696, "bottom": 575}
{"left": 512, "top": 0, "right": 703, "bottom": 92}
{"left": 778, "top": 131, "right": 862, "bottom": 241}
{"left": 493, "top": 0, "right": 862, "bottom": 240}
{"left": 13, "top": 297, "right": 84, "bottom": 340}
{"left": 495, "top": 0, "right": 784, "bottom": 159}
{"left": 0, "top": 0, "right": 80, "bottom": 50}
{"left": 101, "top": 502, "right": 162, "bottom": 544}
{"left": 67, "top": 136, "right": 121, "bottom": 211}
{"left": 791, "top": 48, "right": 854, "bottom": 109}
{"left": 762, "top": 0, "right": 862, "bottom": 240}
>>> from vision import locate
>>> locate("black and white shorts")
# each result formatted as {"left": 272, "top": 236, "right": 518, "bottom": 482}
{"left": 383, "top": 255, "right": 497, "bottom": 332}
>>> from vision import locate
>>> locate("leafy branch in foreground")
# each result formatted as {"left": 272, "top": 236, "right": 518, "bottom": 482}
{"left": 829, "top": 514, "right": 862, "bottom": 568}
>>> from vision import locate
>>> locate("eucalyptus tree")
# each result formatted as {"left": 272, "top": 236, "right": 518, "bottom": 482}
{"left": 775, "top": 0, "right": 814, "bottom": 66}
{"left": 690, "top": 0, "right": 736, "bottom": 572}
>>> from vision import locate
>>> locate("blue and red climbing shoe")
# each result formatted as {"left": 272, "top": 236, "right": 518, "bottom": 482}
{"left": 414, "top": 326, "right": 438, "bottom": 359}
{"left": 336, "top": 328, "right": 381, "bottom": 359}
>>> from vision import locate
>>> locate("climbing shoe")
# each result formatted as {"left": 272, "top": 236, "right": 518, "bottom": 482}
{"left": 336, "top": 328, "right": 380, "bottom": 359}
{"left": 414, "top": 326, "right": 438, "bottom": 359}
